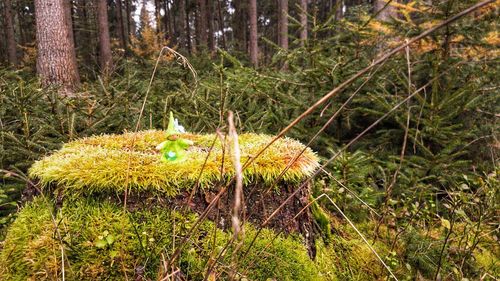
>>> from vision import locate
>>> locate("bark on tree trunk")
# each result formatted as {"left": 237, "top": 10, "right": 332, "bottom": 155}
{"left": 248, "top": 0, "right": 258, "bottom": 67}
{"left": 278, "top": 0, "right": 288, "bottom": 50}
{"left": 178, "top": 0, "right": 188, "bottom": 50}
{"left": 97, "top": 0, "right": 113, "bottom": 75}
{"left": 163, "top": 0, "right": 175, "bottom": 44}
{"left": 196, "top": 0, "right": 208, "bottom": 48}
{"left": 78, "top": 0, "right": 93, "bottom": 65}
{"left": 335, "top": 0, "right": 344, "bottom": 20}
{"left": 154, "top": 0, "right": 162, "bottom": 35}
{"left": 125, "top": 0, "right": 132, "bottom": 36}
{"left": 233, "top": 0, "right": 247, "bottom": 52}
{"left": 63, "top": 0, "right": 76, "bottom": 46}
{"left": 217, "top": 0, "right": 226, "bottom": 49}
{"left": 115, "top": 0, "right": 127, "bottom": 51}
{"left": 34, "top": 0, "right": 80, "bottom": 92}
{"left": 299, "top": 0, "right": 308, "bottom": 46}
{"left": 4, "top": 0, "right": 18, "bottom": 66}
{"left": 186, "top": 9, "right": 193, "bottom": 54}
{"left": 207, "top": 0, "right": 216, "bottom": 52}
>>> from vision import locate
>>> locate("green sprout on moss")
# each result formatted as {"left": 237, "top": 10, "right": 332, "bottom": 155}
{"left": 95, "top": 230, "right": 115, "bottom": 249}
{"left": 156, "top": 112, "right": 193, "bottom": 162}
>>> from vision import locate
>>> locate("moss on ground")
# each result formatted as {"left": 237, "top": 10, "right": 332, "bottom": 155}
{"left": 29, "top": 131, "right": 319, "bottom": 196}
{"left": 0, "top": 197, "right": 323, "bottom": 281}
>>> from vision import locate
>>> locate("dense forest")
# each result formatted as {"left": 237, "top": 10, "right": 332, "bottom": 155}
{"left": 0, "top": 0, "right": 498, "bottom": 280}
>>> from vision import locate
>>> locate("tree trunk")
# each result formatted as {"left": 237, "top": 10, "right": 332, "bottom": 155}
{"left": 178, "top": 0, "right": 188, "bottom": 50}
{"left": 248, "top": 0, "right": 258, "bottom": 67}
{"left": 4, "top": 0, "right": 18, "bottom": 66}
{"left": 207, "top": 0, "right": 215, "bottom": 52}
{"left": 97, "top": 0, "right": 113, "bottom": 75}
{"left": 168, "top": 0, "right": 176, "bottom": 44}
{"left": 186, "top": 8, "right": 193, "bottom": 54}
{"left": 63, "top": 0, "right": 76, "bottom": 46}
{"left": 374, "top": 0, "right": 395, "bottom": 21}
{"left": 77, "top": 0, "right": 93, "bottom": 64}
{"left": 233, "top": 0, "right": 247, "bottom": 52}
{"left": 154, "top": 0, "right": 161, "bottom": 34}
{"left": 34, "top": 0, "right": 80, "bottom": 91}
{"left": 124, "top": 0, "right": 133, "bottom": 36}
{"left": 335, "top": 0, "right": 344, "bottom": 20}
{"left": 278, "top": 0, "right": 288, "bottom": 50}
{"left": 299, "top": 0, "right": 308, "bottom": 46}
{"left": 217, "top": 0, "right": 226, "bottom": 49}
{"left": 115, "top": 0, "right": 127, "bottom": 51}
{"left": 196, "top": 0, "right": 208, "bottom": 48}
{"left": 163, "top": 0, "right": 175, "bottom": 44}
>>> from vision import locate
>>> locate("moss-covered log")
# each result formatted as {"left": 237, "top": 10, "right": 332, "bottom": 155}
{"left": 1, "top": 131, "right": 329, "bottom": 280}
{"left": 0, "top": 197, "right": 325, "bottom": 280}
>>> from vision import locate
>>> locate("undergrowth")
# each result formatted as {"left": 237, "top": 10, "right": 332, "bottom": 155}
{"left": 0, "top": 1, "right": 498, "bottom": 279}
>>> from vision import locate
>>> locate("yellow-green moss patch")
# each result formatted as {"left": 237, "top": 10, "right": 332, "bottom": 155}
{"left": 29, "top": 130, "right": 319, "bottom": 196}
{"left": 0, "top": 197, "right": 323, "bottom": 281}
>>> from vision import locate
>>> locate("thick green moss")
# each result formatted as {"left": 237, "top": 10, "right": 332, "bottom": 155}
{"left": 0, "top": 197, "right": 323, "bottom": 281}
{"left": 29, "top": 131, "right": 319, "bottom": 196}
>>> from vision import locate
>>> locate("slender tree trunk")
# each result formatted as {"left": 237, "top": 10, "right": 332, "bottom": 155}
{"left": 374, "top": 0, "right": 395, "bottom": 21}
{"left": 233, "top": 0, "right": 247, "bottom": 52}
{"left": 34, "top": 0, "right": 80, "bottom": 91}
{"left": 17, "top": 8, "right": 26, "bottom": 45}
{"left": 179, "top": 0, "right": 188, "bottom": 50}
{"left": 4, "top": 0, "right": 18, "bottom": 66}
{"left": 248, "top": 0, "right": 258, "bottom": 67}
{"left": 97, "top": 0, "right": 113, "bottom": 75}
{"left": 207, "top": 0, "right": 216, "bottom": 52}
{"left": 217, "top": 0, "right": 226, "bottom": 49}
{"left": 64, "top": 0, "right": 76, "bottom": 46}
{"left": 163, "top": 0, "right": 175, "bottom": 44}
{"left": 299, "top": 0, "right": 308, "bottom": 46}
{"left": 186, "top": 9, "right": 193, "bottom": 54}
{"left": 125, "top": 0, "right": 132, "bottom": 36}
{"left": 278, "top": 0, "right": 288, "bottom": 50}
{"left": 154, "top": 0, "right": 161, "bottom": 34}
{"left": 115, "top": 0, "right": 127, "bottom": 51}
{"left": 196, "top": 0, "right": 208, "bottom": 48}
{"left": 78, "top": 0, "right": 93, "bottom": 65}
{"left": 335, "top": 0, "right": 344, "bottom": 20}
{"left": 168, "top": 1, "right": 175, "bottom": 44}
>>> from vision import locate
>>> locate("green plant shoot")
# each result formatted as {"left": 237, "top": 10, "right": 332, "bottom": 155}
{"left": 156, "top": 112, "right": 193, "bottom": 162}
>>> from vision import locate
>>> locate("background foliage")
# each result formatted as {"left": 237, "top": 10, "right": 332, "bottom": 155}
{"left": 0, "top": 0, "right": 498, "bottom": 279}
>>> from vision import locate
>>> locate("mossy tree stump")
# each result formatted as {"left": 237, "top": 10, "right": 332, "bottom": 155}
{"left": 1, "top": 130, "right": 325, "bottom": 280}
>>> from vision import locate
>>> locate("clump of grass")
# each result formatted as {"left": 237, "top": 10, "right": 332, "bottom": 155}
{"left": 314, "top": 230, "right": 390, "bottom": 280}
{"left": 29, "top": 130, "right": 319, "bottom": 196}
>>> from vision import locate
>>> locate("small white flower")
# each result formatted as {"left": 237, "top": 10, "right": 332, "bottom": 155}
{"left": 167, "top": 151, "right": 176, "bottom": 158}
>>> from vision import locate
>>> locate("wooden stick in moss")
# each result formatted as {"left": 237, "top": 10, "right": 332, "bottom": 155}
{"left": 228, "top": 111, "right": 245, "bottom": 280}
